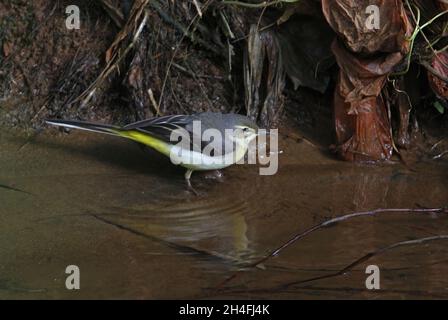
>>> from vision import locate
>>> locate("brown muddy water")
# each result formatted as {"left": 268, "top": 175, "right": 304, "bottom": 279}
{"left": 1, "top": 128, "right": 448, "bottom": 299}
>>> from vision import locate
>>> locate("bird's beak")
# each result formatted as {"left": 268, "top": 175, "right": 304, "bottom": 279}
{"left": 256, "top": 129, "right": 274, "bottom": 137}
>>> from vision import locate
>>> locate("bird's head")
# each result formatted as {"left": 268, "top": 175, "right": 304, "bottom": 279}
{"left": 227, "top": 115, "right": 259, "bottom": 146}
{"left": 233, "top": 124, "right": 258, "bottom": 144}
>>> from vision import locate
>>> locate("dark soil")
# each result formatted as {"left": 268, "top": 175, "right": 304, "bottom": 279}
{"left": 0, "top": 0, "right": 120, "bottom": 130}
{"left": 0, "top": 0, "right": 243, "bottom": 131}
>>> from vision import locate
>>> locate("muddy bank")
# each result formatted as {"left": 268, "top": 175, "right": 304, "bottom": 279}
{"left": 1, "top": 0, "right": 448, "bottom": 163}
{"left": 0, "top": 0, "right": 245, "bottom": 130}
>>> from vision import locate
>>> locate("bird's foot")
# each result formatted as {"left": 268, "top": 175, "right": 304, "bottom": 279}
{"left": 203, "top": 170, "right": 224, "bottom": 182}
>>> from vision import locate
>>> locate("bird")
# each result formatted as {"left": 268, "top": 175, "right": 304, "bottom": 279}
{"left": 46, "top": 112, "right": 259, "bottom": 194}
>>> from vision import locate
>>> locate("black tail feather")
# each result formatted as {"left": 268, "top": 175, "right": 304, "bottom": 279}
{"left": 45, "top": 119, "right": 120, "bottom": 136}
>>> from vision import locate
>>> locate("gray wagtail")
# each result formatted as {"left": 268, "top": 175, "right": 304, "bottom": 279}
{"left": 46, "top": 112, "right": 259, "bottom": 192}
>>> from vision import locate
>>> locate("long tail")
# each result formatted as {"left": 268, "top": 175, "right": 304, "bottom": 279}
{"left": 45, "top": 119, "right": 120, "bottom": 137}
{"left": 45, "top": 119, "right": 171, "bottom": 156}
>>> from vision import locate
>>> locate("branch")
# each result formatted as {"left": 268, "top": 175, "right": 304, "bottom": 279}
{"left": 215, "top": 207, "right": 448, "bottom": 290}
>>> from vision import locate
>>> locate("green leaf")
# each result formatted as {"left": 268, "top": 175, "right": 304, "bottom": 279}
{"left": 434, "top": 101, "right": 445, "bottom": 114}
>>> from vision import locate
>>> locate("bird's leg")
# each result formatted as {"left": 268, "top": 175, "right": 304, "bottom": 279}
{"left": 185, "top": 169, "right": 199, "bottom": 196}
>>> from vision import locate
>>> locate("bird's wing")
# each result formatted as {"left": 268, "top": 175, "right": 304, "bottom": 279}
{"left": 123, "top": 113, "right": 235, "bottom": 156}
{"left": 123, "top": 115, "right": 193, "bottom": 140}
{"left": 123, "top": 115, "right": 192, "bottom": 129}
{"left": 122, "top": 114, "right": 206, "bottom": 152}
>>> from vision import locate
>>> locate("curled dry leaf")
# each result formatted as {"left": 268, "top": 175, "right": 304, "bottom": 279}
{"left": 322, "top": 0, "right": 412, "bottom": 54}
{"left": 437, "top": 0, "right": 448, "bottom": 12}
{"left": 428, "top": 51, "right": 448, "bottom": 99}
{"left": 322, "top": 0, "right": 413, "bottom": 161}
{"left": 333, "top": 41, "right": 397, "bottom": 161}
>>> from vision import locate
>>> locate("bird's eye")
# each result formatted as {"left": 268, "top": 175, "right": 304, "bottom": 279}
{"left": 243, "top": 127, "right": 249, "bottom": 132}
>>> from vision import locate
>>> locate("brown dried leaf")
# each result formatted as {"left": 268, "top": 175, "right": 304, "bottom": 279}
{"left": 428, "top": 51, "right": 448, "bottom": 99}
{"left": 332, "top": 40, "right": 399, "bottom": 161}
{"left": 322, "top": 0, "right": 413, "bottom": 54}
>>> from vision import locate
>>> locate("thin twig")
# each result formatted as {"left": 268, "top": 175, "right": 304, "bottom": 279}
{"left": 192, "top": 0, "right": 203, "bottom": 17}
{"left": 215, "top": 207, "right": 447, "bottom": 289}
{"left": 210, "top": 235, "right": 448, "bottom": 297}
{"left": 172, "top": 62, "right": 224, "bottom": 79}
{"left": 147, "top": 88, "right": 160, "bottom": 116}
{"left": 281, "top": 235, "right": 448, "bottom": 288}
{"left": 433, "top": 150, "right": 448, "bottom": 159}
{"left": 420, "top": 60, "right": 448, "bottom": 82}
{"left": 150, "top": 0, "right": 221, "bottom": 55}
{"left": 70, "top": 0, "right": 149, "bottom": 108}
{"left": 222, "top": 0, "right": 290, "bottom": 8}
{"left": 258, "top": 208, "right": 446, "bottom": 268}
{"left": 157, "top": 0, "right": 214, "bottom": 109}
